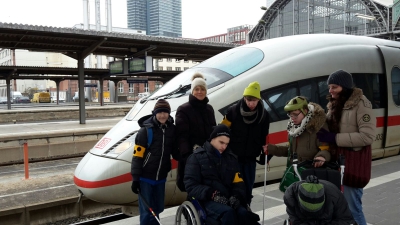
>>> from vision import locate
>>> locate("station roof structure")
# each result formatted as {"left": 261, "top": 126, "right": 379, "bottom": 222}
{"left": 0, "top": 22, "right": 238, "bottom": 82}
{"left": 0, "top": 23, "right": 239, "bottom": 123}
{"left": 0, "top": 22, "right": 237, "bottom": 61}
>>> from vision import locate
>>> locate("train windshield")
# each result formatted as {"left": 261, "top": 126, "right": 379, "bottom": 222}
{"left": 149, "top": 47, "right": 264, "bottom": 99}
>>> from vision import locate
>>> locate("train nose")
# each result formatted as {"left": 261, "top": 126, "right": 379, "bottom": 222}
{"left": 74, "top": 152, "right": 137, "bottom": 204}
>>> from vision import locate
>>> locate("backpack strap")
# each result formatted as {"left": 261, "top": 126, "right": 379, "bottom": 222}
{"left": 146, "top": 127, "right": 153, "bottom": 148}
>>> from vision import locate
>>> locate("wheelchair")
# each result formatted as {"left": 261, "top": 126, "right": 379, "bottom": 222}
{"left": 175, "top": 197, "right": 221, "bottom": 225}
{"left": 282, "top": 154, "right": 346, "bottom": 225}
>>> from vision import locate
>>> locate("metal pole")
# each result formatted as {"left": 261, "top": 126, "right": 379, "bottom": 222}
{"left": 78, "top": 54, "right": 86, "bottom": 124}
{"left": 19, "top": 140, "right": 29, "bottom": 179}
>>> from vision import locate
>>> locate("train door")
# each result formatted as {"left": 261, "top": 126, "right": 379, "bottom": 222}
{"left": 377, "top": 45, "right": 400, "bottom": 156}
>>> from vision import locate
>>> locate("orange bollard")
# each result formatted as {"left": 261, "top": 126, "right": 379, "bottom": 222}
{"left": 23, "top": 142, "right": 29, "bottom": 179}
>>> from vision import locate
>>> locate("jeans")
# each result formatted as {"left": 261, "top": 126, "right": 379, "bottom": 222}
{"left": 139, "top": 181, "right": 165, "bottom": 225}
{"left": 204, "top": 201, "right": 249, "bottom": 225}
{"left": 239, "top": 161, "right": 256, "bottom": 205}
{"left": 343, "top": 185, "right": 366, "bottom": 225}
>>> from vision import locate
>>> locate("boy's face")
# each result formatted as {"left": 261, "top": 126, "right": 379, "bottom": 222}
{"left": 210, "top": 136, "right": 230, "bottom": 153}
{"left": 156, "top": 112, "right": 169, "bottom": 124}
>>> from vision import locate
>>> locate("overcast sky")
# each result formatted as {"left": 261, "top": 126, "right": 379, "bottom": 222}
{"left": 0, "top": 0, "right": 266, "bottom": 39}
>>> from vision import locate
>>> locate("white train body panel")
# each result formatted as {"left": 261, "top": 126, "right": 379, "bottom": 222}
{"left": 74, "top": 34, "right": 400, "bottom": 205}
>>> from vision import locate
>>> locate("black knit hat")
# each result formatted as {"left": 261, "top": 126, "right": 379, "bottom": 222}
{"left": 208, "top": 124, "right": 230, "bottom": 141}
{"left": 327, "top": 70, "right": 354, "bottom": 90}
{"left": 153, "top": 99, "right": 171, "bottom": 115}
{"left": 298, "top": 175, "right": 325, "bottom": 213}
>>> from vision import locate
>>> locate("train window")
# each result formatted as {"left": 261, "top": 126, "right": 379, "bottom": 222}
{"left": 299, "top": 79, "right": 318, "bottom": 104}
{"left": 196, "top": 47, "right": 264, "bottom": 77}
{"left": 317, "top": 78, "right": 329, "bottom": 109}
{"left": 261, "top": 85, "right": 297, "bottom": 122}
{"left": 353, "top": 74, "right": 384, "bottom": 109}
{"left": 391, "top": 67, "right": 400, "bottom": 106}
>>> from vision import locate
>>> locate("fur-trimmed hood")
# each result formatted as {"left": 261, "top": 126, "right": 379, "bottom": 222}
{"left": 327, "top": 88, "right": 363, "bottom": 111}
{"left": 306, "top": 102, "right": 326, "bottom": 134}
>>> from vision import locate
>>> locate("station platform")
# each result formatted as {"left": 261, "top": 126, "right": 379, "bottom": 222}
{"left": 106, "top": 155, "right": 400, "bottom": 225}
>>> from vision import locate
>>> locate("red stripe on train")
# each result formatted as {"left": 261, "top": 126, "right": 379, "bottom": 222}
{"left": 74, "top": 159, "right": 179, "bottom": 188}
{"left": 74, "top": 173, "right": 132, "bottom": 188}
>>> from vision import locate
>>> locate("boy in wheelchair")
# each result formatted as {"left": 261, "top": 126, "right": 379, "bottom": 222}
{"left": 284, "top": 175, "right": 357, "bottom": 225}
{"left": 183, "top": 124, "right": 260, "bottom": 225}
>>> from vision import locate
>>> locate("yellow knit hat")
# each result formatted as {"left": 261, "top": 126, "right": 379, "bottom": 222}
{"left": 243, "top": 81, "right": 261, "bottom": 99}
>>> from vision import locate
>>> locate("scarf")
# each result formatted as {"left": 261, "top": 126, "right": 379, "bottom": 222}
{"left": 239, "top": 98, "right": 265, "bottom": 124}
{"left": 189, "top": 94, "right": 209, "bottom": 109}
{"left": 286, "top": 104, "right": 314, "bottom": 137}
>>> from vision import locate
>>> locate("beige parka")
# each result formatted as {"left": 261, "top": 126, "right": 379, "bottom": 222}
{"left": 268, "top": 102, "right": 331, "bottom": 162}
{"left": 327, "top": 88, "right": 376, "bottom": 150}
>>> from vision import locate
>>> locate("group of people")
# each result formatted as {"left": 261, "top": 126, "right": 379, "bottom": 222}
{"left": 130, "top": 69, "right": 375, "bottom": 225}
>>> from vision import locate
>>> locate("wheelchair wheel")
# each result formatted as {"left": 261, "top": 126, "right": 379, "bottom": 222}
{"left": 175, "top": 200, "right": 202, "bottom": 225}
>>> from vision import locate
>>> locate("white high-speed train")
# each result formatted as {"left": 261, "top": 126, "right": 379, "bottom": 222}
{"left": 74, "top": 34, "right": 400, "bottom": 211}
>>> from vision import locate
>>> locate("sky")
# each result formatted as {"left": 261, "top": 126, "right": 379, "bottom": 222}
{"left": 0, "top": 0, "right": 267, "bottom": 39}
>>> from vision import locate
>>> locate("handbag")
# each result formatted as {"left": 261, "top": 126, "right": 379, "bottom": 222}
{"left": 279, "top": 136, "right": 306, "bottom": 192}
{"left": 279, "top": 164, "right": 306, "bottom": 192}
{"left": 336, "top": 145, "right": 372, "bottom": 188}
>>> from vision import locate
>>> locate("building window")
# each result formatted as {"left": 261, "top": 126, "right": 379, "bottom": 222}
{"left": 167, "top": 58, "right": 172, "bottom": 62}
{"left": 129, "top": 83, "right": 134, "bottom": 93}
{"left": 158, "top": 59, "right": 163, "bottom": 62}
{"left": 158, "top": 66, "right": 163, "bottom": 71}
{"left": 175, "top": 59, "right": 180, "bottom": 62}
{"left": 184, "top": 67, "right": 189, "bottom": 70}
{"left": 167, "top": 67, "right": 172, "bottom": 71}
{"left": 175, "top": 67, "right": 181, "bottom": 71}
{"left": 184, "top": 60, "right": 189, "bottom": 63}
{"left": 119, "top": 82, "right": 124, "bottom": 93}
{"left": 145, "top": 83, "right": 149, "bottom": 92}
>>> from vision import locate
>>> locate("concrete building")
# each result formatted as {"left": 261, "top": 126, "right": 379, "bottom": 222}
{"left": 127, "top": 0, "right": 182, "bottom": 38}
{"left": 199, "top": 24, "right": 254, "bottom": 45}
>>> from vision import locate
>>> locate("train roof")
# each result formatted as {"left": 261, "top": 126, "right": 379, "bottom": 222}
{"left": 244, "top": 34, "right": 400, "bottom": 66}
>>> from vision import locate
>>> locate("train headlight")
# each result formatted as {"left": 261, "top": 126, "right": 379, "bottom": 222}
{"left": 113, "top": 141, "right": 133, "bottom": 154}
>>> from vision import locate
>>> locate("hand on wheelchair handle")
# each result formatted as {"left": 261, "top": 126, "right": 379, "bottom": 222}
{"left": 316, "top": 128, "right": 337, "bottom": 144}
{"left": 229, "top": 195, "right": 241, "bottom": 209}
{"left": 211, "top": 190, "right": 228, "bottom": 205}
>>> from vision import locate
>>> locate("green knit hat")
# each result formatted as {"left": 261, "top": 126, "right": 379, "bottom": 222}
{"left": 298, "top": 175, "right": 325, "bottom": 213}
{"left": 284, "top": 96, "right": 308, "bottom": 115}
{"left": 243, "top": 81, "right": 261, "bottom": 99}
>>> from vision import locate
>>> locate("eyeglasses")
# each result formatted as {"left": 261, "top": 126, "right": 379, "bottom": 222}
{"left": 287, "top": 111, "right": 302, "bottom": 119}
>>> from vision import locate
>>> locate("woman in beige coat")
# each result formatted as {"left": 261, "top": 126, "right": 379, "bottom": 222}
{"left": 317, "top": 69, "right": 376, "bottom": 225}
{"left": 263, "top": 96, "right": 331, "bottom": 167}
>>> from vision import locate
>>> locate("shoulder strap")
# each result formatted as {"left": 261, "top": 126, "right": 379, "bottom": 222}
{"left": 146, "top": 127, "right": 153, "bottom": 148}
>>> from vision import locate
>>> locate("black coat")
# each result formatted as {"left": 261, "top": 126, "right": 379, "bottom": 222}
{"left": 184, "top": 141, "right": 246, "bottom": 203}
{"left": 131, "top": 114, "right": 178, "bottom": 181}
{"left": 284, "top": 180, "right": 356, "bottom": 225}
{"left": 222, "top": 98, "right": 270, "bottom": 162}
{"left": 176, "top": 94, "right": 216, "bottom": 158}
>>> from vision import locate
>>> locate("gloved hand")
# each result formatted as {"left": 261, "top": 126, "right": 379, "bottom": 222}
{"left": 317, "top": 128, "right": 337, "bottom": 144}
{"left": 131, "top": 181, "right": 140, "bottom": 194}
{"left": 211, "top": 190, "right": 228, "bottom": 205}
{"left": 247, "top": 211, "right": 260, "bottom": 223}
{"left": 229, "top": 195, "right": 241, "bottom": 209}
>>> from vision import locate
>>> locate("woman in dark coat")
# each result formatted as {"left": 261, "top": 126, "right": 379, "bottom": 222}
{"left": 175, "top": 73, "right": 216, "bottom": 191}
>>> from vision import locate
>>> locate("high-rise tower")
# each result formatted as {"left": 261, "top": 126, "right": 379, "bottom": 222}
{"left": 127, "top": 0, "right": 182, "bottom": 38}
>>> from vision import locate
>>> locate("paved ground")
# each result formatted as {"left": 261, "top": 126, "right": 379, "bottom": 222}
{"left": 106, "top": 155, "right": 400, "bottom": 225}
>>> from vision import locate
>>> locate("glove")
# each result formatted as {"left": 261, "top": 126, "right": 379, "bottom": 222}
{"left": 247, "top": 211, "right": 260, "bottom": 223}
{"left": 131, "top": 181, "right": 140, "bottom": 194}
{"left": 229, "top": 195, "right": 241, "bottom": 209}
{"left": 316, "top": 128, "right": 336, "bottom": 144}
{"left": 211, "top": 190, "right": 228, "bottom": 205}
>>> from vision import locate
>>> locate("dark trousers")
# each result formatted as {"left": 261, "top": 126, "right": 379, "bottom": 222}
{"left": 139, "top": 181, "right": 165, "bottom": 225}
{"left": 204, "top": 201, "right": 249, "bottom": 225}
{"left": 239, "top": 161, "right": 257, "bottom": 205}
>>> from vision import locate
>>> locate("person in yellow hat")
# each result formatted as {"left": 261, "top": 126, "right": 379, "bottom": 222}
{"left": 220, "top": 81, "right": 270, "bottom": 205}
